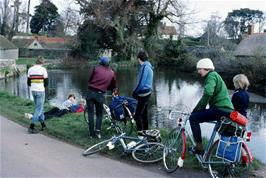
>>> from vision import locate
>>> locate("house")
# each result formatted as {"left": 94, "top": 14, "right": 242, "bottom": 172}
{"left": 0, "top": 35, "right": 19, "bottom": 79}
{"left": 12, "top": 35, "right": 73, "bottom": 59}
{"left": 234, "top": 33, "right": 266, "bottom": 58}
{"left": 158, "top": 24, "right": 178, "bottom": 40}
{"left": 0, "top": 35, "right": 18, "bottom": 60}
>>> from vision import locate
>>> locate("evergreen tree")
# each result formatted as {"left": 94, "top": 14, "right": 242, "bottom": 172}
{"left": 30, "top": 0, "right": 60, "bottom": 35}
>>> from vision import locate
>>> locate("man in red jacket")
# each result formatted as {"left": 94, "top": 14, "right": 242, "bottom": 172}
{"left": 86, "top": 57, "right": 116, "bottom": 138}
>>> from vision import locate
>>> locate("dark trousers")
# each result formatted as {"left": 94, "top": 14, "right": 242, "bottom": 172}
{"left": 86, "top": 89, "right": 104, "bottom": 136}
{"left": 134, "top": 94, "right": 150, "bottom": 131}
{"left": 44, "top": 107, "right": 69, "bottom": 119}
{"left": 189, "top": 107, "right": 230, "bottom": 143}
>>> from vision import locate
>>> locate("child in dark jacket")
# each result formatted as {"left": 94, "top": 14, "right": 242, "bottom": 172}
{"left": 232, "top": 74, "right": 252, "bottom": 164}
{"left": 232, "top": 74, "right": 250, "bottom": 117}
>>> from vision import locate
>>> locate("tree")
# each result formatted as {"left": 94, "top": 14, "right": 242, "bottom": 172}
{"left": 224, "top": 8, "right": 264, "bottom": 39}
{"left": 61, "top": 7, "right": 81, "bottom": 35}
{"left": 202, "top": 15, "right": 223, "bottom": 46}
{"left": 26, "top": 0, "right": 31, "bottom": 33}
{"left": 76, "top": 0, "right": 145, "bottom": 60}
{"left": 76, "top": 0, "right": 191, "bottom": 60}
{"left": 0, "top": 0, "right": 10, "bottom": 36}
{"left": 30, "top": 0, "right": 60, "bottom": 35}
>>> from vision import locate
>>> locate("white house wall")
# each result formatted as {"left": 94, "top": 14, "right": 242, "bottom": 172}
{"left": 0, "top": 49, "right": 19, "bottom": 60}
{"left": 28, "top": 39, "right": 43, "bottom": 49}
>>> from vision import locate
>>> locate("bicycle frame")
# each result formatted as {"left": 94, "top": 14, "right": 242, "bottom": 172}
{"left": 176, "top": 113, "right": 253, "bottom": 167}
{"left": 107, "top": 133, "right": 149, "bottom": 153}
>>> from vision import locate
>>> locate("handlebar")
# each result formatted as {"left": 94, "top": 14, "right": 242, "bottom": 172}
{"left": 168, "top": 110, "right": 190, "bottom": 121}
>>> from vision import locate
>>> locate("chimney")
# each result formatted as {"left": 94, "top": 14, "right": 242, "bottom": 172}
{"left": 247, "top": 25, "right": 254, "bottom": 35}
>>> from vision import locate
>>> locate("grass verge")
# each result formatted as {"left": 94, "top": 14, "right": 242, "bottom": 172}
{"left": 0, "top": 90, "right": 263, "bottom": 173}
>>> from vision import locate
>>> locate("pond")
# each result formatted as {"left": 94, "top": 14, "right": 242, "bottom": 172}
{"left": 0, "top": 67, "right": 265, "bottom": 163}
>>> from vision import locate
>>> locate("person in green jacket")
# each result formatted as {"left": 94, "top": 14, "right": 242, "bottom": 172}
{"left": 189, "top": 58, "right": 234, "bottom": 154}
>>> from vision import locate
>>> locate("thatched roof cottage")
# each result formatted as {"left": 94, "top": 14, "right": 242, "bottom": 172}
{"left": 234, "top": 33, "right": 266, "bottom": 58}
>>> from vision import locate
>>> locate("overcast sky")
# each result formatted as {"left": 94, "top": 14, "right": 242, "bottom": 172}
{"left": 25, "top": 0, "right": 266, "bottom": 36}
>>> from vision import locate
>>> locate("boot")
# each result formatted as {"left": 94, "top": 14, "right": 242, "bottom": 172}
{"left": 95, "top": 130, "right": 101, "bottom": 139}
{"left": 40, "top": 122, "right": 47, "bottom": 131}
{"left": 28, "top": 123, "right": 38, "bottom": 134}
{"left": 189, "top": 142, "right": 204, "bottom": 155}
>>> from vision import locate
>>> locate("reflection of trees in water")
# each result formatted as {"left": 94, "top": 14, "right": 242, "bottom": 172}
{"left": 47, "top": 69, "right": 90, "bottom": 105}
{"left": 248, "top": 104, "right": 266, "bottom": 133}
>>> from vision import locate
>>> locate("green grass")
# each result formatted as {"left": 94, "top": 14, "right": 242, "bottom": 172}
{"left": 16, "top": 58, "right": 36, "bottom": 65}
{"left": 0, "top": 90, "right": 263, "bottom": 172}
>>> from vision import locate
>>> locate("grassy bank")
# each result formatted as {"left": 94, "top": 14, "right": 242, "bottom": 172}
{"left": 0, "top": 90, "right": 263, "bottom": 172}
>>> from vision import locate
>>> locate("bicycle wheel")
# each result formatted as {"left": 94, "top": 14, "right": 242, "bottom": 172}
{"left": 132, "top": 142, "right": 164, "bottom": 163}
{"left": 84, "top": 105, "right": 89, "bottom": 124}
{"left": 163, "top": 127, "right": 185, "bottom": 173}
{"left": 206, "top": 140, "right": 251, "bottom": 178}
{"left": 82, "top": 139, "right": 111, "bottom": 156}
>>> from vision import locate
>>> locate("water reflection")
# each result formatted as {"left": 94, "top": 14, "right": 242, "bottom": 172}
{"left": 0, "top": 68, "right": 265, "bottom": 163}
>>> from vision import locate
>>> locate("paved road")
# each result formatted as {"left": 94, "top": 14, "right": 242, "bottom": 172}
{"left": 0, "top": 115, "right": 209, "bottom": 178}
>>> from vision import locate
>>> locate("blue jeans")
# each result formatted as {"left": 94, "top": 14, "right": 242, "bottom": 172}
{"left": 189, "top": 107, "right": 230, "bottom": 143}
{"left": 86, "top": 89, "right": 104, "bottom": 136}
{"left": 31, "top": 91, "right": 45, "bottom": 124}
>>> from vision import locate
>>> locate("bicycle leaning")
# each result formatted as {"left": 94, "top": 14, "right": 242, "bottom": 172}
{"left": 84, "top": 101, "right": 134, "bottom": 135}
{"left": 163, "top": 109, "right": 253, "bottom": 178}
{"left": 82, "top": 104, "right": 164, "bottom": 163}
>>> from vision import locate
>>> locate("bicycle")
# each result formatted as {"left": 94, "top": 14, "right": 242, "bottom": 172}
{"left": 82, "top": 122, "right": 164, "bottom": 163}
{"left": 163, "top": 109, "right": 253, "bottom": 178}
{"left": 84, "top": 102, "right": 134, "bottom": 135}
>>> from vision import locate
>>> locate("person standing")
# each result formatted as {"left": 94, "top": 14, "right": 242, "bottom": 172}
{"left": 27, "top": 56, "right": 48, "bottom": 134}
{"left": 189, "top": 58, "right": 234, "bottom": 154}
{"left": 232, "top": 74, "right": 250, "bottom": 117}
{"left": 86, "top": 57, "right": 116, "bottom": 138}
{"left": 132, "top": 51, "right": 154, "bottom": 136}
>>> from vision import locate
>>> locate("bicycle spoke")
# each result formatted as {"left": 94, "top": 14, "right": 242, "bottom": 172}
{"left": 132, "top": 142, "right": 164, "bottom": 163}
{"left": 163, "top": 128, "right": 184, "bottom": 173}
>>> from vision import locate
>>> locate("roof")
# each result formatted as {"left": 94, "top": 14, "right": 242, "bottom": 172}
{"left": 158, "top": 25, "right": 177, "bottom": 36}
{"left": 234, "top": 33, "right": 266, "bottom": 57}
{"left": 12, "top": 35, "right": 73, "bottom": 50}
{"left": 0, "top": 35, "right": 18, "bottom": 50}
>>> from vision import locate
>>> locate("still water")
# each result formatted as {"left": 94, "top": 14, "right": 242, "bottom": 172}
{"left": 0, "top": 68, "right": 265, "bottom": 163}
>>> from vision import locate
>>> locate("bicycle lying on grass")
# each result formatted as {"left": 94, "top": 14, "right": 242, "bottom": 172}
{"left": 83, "top": 112, "right": 164, "bottom": 164}
{"left": 163, "top": 109, "right": 253, "bottom": 178}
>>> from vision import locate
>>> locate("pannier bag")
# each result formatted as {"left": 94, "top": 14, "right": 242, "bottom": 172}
{"left": 218, "top": 117, "right": 245, "bottom": 137}
{"left": 216, "top": 135, "right": 242, "bottom": 162}
{"left": 109, "top": 96, "right": 137, "bottom": 121}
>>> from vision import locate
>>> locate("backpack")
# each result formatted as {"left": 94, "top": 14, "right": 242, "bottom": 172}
{"left": 109, "top": 96, "right": 137, "bottom": 121}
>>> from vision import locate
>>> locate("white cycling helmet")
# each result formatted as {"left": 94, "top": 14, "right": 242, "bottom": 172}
{"left": 196, "top": 58, "right": 215, "bottom": 70}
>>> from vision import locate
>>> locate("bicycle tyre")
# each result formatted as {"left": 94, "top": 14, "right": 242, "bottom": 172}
{"left": 163, "top": 127, "right": 185, "bottom": 173}
{"left": 82, "top": 139, "right": 111, "bottom": 156}
{"left": 84, "top": 105, "right": 89, "bottom": 124}
{"left": 206, "top": 140, "right": 251, "bottom": 178}
{"left": 132, "top": 142, "right": 164, "bottom": 163}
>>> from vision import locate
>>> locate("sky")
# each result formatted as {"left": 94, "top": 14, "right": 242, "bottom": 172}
{"left": 23, "top": 0, "right": 266, "bottom": 36}
{"left": 185, "top": 0, "right": 266, "bottom": 35}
